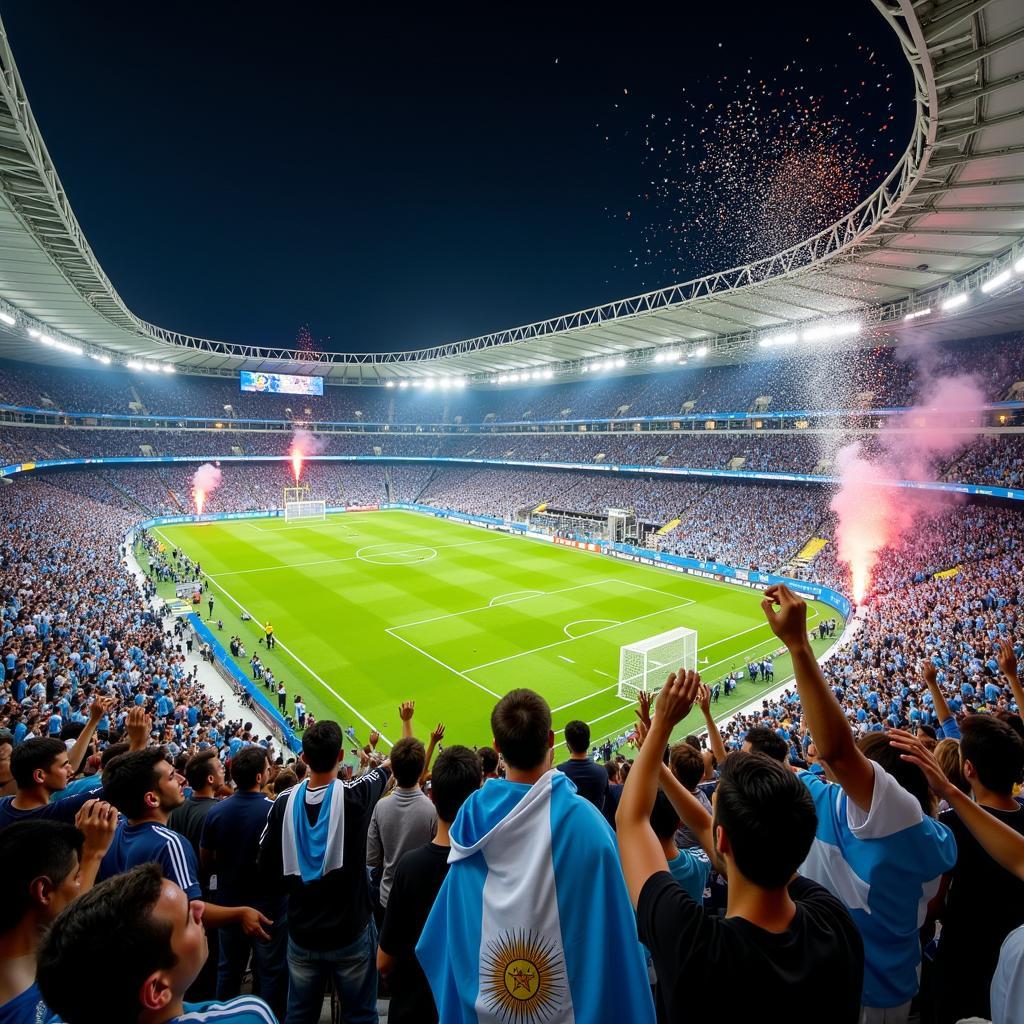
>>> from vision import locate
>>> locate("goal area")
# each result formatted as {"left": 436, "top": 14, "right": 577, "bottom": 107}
{"left": 285, "top": 499, "right": 326, "bottom": 522}
{"left": 617, "top": 626, "right": 698, "bottom": 701}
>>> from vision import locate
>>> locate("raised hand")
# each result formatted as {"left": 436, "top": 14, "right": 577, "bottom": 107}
{"left": 126, "top": 707, "right": 153, "bottom": 751}
{"left": 368, "top": 729, "right": 380, "bottom": 750}
{"left": 997, "top": 638, "right": 1019, "bottom": 681}
{"left": 398, "top": 701, "right": 415, "bottom": 722}
{"left": 921, "top": 660, "right": 938, "bottom": 688}
{"left": 430, "top": 722, "right": 446, "bottom": 743}
{"left": 654, "top": 668, "right": 701, "bottom": 730}
{"left": 761, "top": 584, "right": 809, "bottom": 650}
{"left": 88, "top": 695, "right": 115, "bottom": 722}
{"left": 75, "top": 799, "right": 119, "bottom": 859}
{"left": 888, "top": 728, "right": 955, "bottom": 801}
{"left": 697, "top": 683, "right": 712, "bottom": 716}
{"left": 635, "top": 690, "right": 652, "bottom": 731}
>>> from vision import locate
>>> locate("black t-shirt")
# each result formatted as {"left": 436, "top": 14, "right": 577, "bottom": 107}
{"left": 258, "top": 767, "right": 390, "bottom": 950}
{"left": 168, "top": 796, "right": 218, "bottom": 875}
{"left": 936, "top": 803, "right": 1024, "bottom": 1021}
{"left": 556, "top": 758, "right": 609, "bottom": 811}
{"left": 378, "top": 842, "right": 450, "bottom": 1024}
{"left": 638, "top": 872, "right": 863, "bottom": 1024}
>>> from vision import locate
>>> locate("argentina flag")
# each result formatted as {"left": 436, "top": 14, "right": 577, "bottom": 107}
{"left": 416, "top": 769, "right": 655, "bottom": 1023}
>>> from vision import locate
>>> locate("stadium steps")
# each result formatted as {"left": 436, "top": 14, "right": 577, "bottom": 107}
{"left": 100, "top": 472, "right": 152, "bottom": 514}
{"left": 413, "top": 467, "right": 439, "bottom": 503}
{"left": 779, "top": 534, "right": 829, "bottom": 578}
{"left": 656, "top": 517, "right": 682, "bottom": 536}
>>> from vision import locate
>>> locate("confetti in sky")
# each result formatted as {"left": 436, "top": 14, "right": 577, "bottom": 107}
{"left": 601, "top": 35, "right": 900, "bottom": 287}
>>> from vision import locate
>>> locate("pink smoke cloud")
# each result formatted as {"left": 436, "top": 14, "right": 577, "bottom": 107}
{"left": 830, "top": 369, "right": 986, "bottom": 604}
{"left": 191, "top": 462, "right": 223, "bottom": 515}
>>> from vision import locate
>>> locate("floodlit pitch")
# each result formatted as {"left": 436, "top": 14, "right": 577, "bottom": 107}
{"left": 151, "top": 510, "right": 840, "bottom": 750}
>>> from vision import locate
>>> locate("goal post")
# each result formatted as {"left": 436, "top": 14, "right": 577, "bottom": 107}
{"left": 285, "top": 499, "right": 326, "bottom": 522}
{"left": 617, "top": 626, "right": 698, "bottom": 702}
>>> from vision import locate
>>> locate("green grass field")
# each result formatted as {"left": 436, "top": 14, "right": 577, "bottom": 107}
{"left": 150, "top": 510, "right": 839, "bottom": 752}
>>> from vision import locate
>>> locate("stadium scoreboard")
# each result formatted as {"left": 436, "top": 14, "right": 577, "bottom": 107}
{"left": 239, "top": 370, "right": 323, "bottom": 396}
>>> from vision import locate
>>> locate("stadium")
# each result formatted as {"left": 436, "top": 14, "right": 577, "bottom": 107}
{"left": 1, "top": 2, "right": 1024, "bottom": 1024}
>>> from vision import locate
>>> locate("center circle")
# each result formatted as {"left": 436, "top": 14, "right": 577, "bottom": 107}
{"left": 355, "top": 543, "right": 438, "bottom": 566}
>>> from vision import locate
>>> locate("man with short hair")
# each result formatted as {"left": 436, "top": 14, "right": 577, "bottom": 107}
{"left": 557, "top": 719, "right": 609, "bottom": 811}
{"left": 169, "top": 749, "right": 224, "bottom": 859}
{"left": 377, "top": 745, "right": 482, "bottom": 1024}
{"left": 417, "top": 689, "right": 655, "bottom": 1022}
{"left": 932, "top": 713, "right": 1024, "bottom": 1023}
{"left": 36, "top": 865, "right": 276, "bottom": 1024}
{"left": 367, "top": 737, "right": 436, "bottom": 913}
{"left": 617, "top": 668, "right": 863, "bottom": 1023}
{"left": 741, "top": 725, "right": 790, "bottom": 763}
{"left": 0, "top": 698, "right": 114, "bottom": 829}
{"left": 0, "top": 808, "right": 117, "bottom": 1023}
{"left": 201, "top": 746, "right": 286, "bottom": 1020}
{"left": 99, "top": 748, "right": 271, "bottom": 943}
{"left": 258, "top": 720, "right": 391, "bottom": 1024}
{"left": 762, "top": 584, "right": 956, "bottom": 1022}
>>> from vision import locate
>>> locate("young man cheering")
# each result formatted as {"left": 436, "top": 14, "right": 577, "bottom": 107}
{"left": 616, "top": 667, "right": 863, "bottom": 1024}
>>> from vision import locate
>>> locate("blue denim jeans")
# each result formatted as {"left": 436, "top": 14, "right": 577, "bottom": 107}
{"left": 217, "top": 915, "right": 289, "bottom": 1022}
{"left": 285, "top": 920, "right": 378, "bottom": 1024}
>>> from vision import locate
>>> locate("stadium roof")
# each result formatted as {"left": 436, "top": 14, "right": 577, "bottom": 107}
{"left": 0, "top": 0, "right": 1022, "bottom": 386}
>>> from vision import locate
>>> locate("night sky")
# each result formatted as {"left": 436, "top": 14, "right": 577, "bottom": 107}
{"left": 0, "top": 3, "right": 912, "bottom": 354}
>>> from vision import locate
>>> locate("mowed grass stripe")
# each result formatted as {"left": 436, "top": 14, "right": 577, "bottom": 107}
{"left": 153, "top": 511, "right": 840, "bottom": 750}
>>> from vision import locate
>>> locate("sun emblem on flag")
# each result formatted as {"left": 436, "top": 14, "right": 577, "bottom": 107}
{"left": 481, "top": 929, "right": 566, "bottom": 1023}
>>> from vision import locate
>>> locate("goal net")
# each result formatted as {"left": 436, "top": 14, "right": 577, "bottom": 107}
{"left": 617, "top": 626, "right": 698, "bottom": 702}
{"left": 285, "top": 499, "right": 326, "bottom": 522}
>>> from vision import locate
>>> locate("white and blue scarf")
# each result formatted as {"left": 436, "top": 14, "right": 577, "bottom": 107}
{"left": 281, "top": 779, "right": 346, "bottom": 882}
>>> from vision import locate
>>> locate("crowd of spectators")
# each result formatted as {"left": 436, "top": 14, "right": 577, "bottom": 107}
{"left": 2, "top": 328, "right": 1022, "bottom": 426}
{"left": 6, "top": 419, "right": 1024, "bottom": 497}
{"left": 2, "top": 462, "right": 1024, "bottom": 1022}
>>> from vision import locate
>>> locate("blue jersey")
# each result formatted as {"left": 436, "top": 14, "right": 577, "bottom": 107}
{"left": 0, "top": 983, "right": 56, "bottom": 1024}
{"left": 99, "top": 820, "right": 201, "bottom": 900}
{"left": 666, "top": 847, "right": 711, "bottom": 903}
{"left": 797, "top": 762, "right": 957, "bottom": 1009}
{"left": 168, "top": 997, "right": 277, "bottom": 1024}
{"left": 0, "top": 789, "right": 96, "bottom": 830}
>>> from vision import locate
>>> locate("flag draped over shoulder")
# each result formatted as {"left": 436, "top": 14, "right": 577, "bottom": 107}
{"left": 416, "top": 769, "right": 655, "bottom": 1024}
{"left": 281, "top": 779, "right": 345, "bottom": 882}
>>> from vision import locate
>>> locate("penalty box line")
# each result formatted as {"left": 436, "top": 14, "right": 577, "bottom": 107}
{"left": 154, "top": 528, "right": 394, "bottom": 748}
{"left": 552, "top": 606, "right": 822, "bottom": 733}
{"left": 463, "top": 595, "right": 696, "bottom": 674}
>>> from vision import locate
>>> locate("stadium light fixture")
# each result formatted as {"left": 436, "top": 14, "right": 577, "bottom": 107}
{"left": 693, "top": 347, "right": 708, "bottom": 358}
{"left": 27, "top": 328, "right": 39, "bottom": 338}
{"left": 398, "top": 381, "right": 409, "bottom": 389}
{"left": 1015, "top": 255, "right": 1024, "bottom": 274}
{"left": 161, "top": 364, "right": 175, "bottom": 373}
{"left": 385, "top": 381, "right": 395, "bottom": 388}
{"left": 127, "top": 361, "right": 143, "bottom": 370}
{"left": 424, "top": 379, "right": 436, "bottom": 390}
{"left": 143, "top": 362, "right": 161, "bottom": 372}
{"left": 941, "top": 293, "right": 969, "bottom": 311}
{"left": 0, "top": 311, "right": 14, "bottom": 326}
{"left": 904, "top": 307, "right": 930, "bottom": 321}
{"left": 833, "top": 321, "right": 861, "bottom": 338}
{"left": 543, "top": 369, "right": 554, "bottom": 380}
{"left": 981, "top": 269, "right": 1011, "bottom": 294}
{"left": 614, "top": 357, "right": 626, "bottom": 368}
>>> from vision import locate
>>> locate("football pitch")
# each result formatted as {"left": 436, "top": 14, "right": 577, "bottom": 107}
{"left": 151, "top": 510, "right": 840, "bottom": 752}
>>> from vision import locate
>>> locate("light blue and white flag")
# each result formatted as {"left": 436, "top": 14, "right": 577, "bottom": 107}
{"left": 417, "top": 769, "right": 655, "bottom": 1023}
{"left": 281, "top": 779, "right": 345, "bottom": 882}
